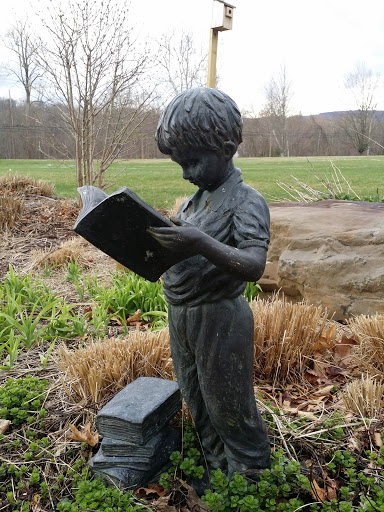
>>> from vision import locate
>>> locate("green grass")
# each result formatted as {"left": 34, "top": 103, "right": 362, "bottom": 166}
{"left": 1, "top": 156, "right": 384, "bottom": 208}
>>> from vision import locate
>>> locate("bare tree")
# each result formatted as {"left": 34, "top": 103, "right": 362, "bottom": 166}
{"left": 260, "top": 65, "right": 293, "bottom": 157}
{"left": 156, "top": 29, "right": 208, "bottom": 100}
{"left": 38, "top": 0, "right": 153, "bottom": 188}
{"left": 339, "top": 62, "right": 381, "bottom": 155}
{"left": 1, "top": 20, "right": 43, "bottom": 157}
{"left": 2, "top": 21, "right": 42, "bottom": 107}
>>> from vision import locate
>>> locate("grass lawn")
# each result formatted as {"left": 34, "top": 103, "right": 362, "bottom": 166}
{"left": 1, "top": 156, "right": 383, "bottom": 209}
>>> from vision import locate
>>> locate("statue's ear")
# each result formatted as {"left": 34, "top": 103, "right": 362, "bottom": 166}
{"left": 223, "top": 141, "right": 237, "bottom": 160}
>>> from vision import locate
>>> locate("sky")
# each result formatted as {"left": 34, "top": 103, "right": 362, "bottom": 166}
{"left": 1, "top": 0, "right": 384, "bottom": 116}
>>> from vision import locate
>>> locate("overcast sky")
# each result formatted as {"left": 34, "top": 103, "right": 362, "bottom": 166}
{"left": 1, "top": 0, "right": 384, "bottom": 115}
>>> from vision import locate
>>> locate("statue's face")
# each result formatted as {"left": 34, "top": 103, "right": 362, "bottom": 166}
{"left": 170, "top": 148, "right": 230, "bottom": 192}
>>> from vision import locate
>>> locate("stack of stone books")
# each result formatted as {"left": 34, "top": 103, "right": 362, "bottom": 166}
{"left": 91, "top": 377, "right": 182, "bottom": 489}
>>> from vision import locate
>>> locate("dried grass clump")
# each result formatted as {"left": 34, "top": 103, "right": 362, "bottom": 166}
{"left": 251, "top": 295, "right": 328, "bottom": 384}
{"left": 348, "top": 314, "right": 384, "bottom": 379}
{"left": 0, "top": 174, "right": 55, "bottom": 197}
{"left": 276, "top": 162, "right": 361, "bottom": 203}
{"left": 168, "top": 195, "right": 189, "bottom": 218}
{"left": 0, "top": 196, "right": 23, "bottom": 231}
{"left": 56, "top": 328, "right": 173, "bottom": 405}
{"left": 342, "top": 375, "right": 384, "bottom": 418}
{"left": 32, "top": 237, "right": 87, "bottom": 268}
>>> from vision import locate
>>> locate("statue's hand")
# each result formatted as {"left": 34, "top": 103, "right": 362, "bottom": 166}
{"left": 147, "top": 218, "right": 204, "bottom": 254}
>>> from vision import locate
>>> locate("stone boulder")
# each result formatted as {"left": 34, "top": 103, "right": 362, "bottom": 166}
{"left": 259, "top": 200, "right": 384, "bottom": 321}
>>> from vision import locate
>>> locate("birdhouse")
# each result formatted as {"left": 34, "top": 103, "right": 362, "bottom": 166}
{"left": 211, "top": 0, "right": 235, "bottom": 31}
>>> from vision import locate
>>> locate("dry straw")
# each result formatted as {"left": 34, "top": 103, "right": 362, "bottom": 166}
{"left": 276, "top": 161, "right": 361, "bottom": 203}
{"left": 0, "top": 196, "right": 23, "bottom": 231}
{"left": 56, "top": 328, "right": 174, "bottom": 406}
{"left": 251, "top": 295, "right": 328, "bottom": 385}
{"left": 57, "top": 295, "right": 330, "bottom": 406}
{"left": 0, "top": 174, "right": 55, "bottom": 197}
{"left": 169, "top": 195, "right": 189, "bottom": 218}
{"left": 348, "top": 313, "right": 384, "bottom": 379}
{"left": 342, "top": 375, "right": 384, "bottom": 418}
{"left": 31, "top": 237, "right": 87, "bottom": 268}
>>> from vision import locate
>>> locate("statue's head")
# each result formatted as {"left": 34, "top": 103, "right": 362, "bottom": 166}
{"left": 156, "top": 87, "right": 242, "bottom": 157}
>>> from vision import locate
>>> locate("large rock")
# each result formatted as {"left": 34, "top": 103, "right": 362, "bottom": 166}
{"left": 259, "top": 200, "right": 384, "bottom": 321}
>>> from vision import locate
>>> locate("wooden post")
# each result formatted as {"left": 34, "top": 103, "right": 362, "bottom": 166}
{"left": 207, "top": 28, "right": 219, "bottom": 88}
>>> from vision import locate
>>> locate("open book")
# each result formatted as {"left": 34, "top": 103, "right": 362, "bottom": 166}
{"left": 73, "top": 186, "right": 188, "bottom": 282}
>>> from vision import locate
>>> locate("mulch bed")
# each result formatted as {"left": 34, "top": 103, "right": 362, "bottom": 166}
{"left": 0, "top": 195, "right": 80, "bottom": 280}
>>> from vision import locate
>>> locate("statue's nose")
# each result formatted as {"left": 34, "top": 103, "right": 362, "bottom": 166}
{"left": 183, "top": 167, "right": 192, "bottom": 180}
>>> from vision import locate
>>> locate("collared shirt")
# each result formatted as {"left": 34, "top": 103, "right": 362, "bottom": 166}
{"left": 163, "top": 167, "right": 270, "bottom": 306}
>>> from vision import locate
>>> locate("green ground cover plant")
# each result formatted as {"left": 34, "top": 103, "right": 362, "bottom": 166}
{"left": 0, "top": 375, "right": 49, "bottom": 426}
{"left": 1, "top": 258, "right": 384, "bottom": 511}
{"left": 56, "top": 477, "right": 151, "bottom": 511}
{"left": 0, "top": 377, "right": 149, "bottom": 511}
{"left": 156, "top": 417, "right": 384, "bottom": 512}
{"left": 1, "top": 156, "right": 384, "bottom": 208}
{"left": 0, "top": 262, "right": 261, "bottom": 373}
{"left": 0, "top": 265, "right": 167, "bottom": 369}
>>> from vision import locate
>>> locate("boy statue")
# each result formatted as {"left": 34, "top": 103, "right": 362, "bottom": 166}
{"left": 148, "top": 87, "right": 271, "bottom": 481}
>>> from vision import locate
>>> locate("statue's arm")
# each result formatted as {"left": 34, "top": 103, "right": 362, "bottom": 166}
{"left": 148, "top": 220, "right": 266, "bottom": 282}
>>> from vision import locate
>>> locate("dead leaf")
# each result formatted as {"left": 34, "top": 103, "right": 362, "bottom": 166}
{"left": 374, "top": 432, "right": 383, "bottom": 448}
{"left": 326, "top": 366, "right": 345, "bottom": 376}
{"left": 179, "top": 480, "right": 210, "bottom": 511}
{"left": 297, "top": 410, "right": 319, "bottom": 422}
{"left": 334, "top": 334, "right": 358, "bottom": 363}
{"left": 151, "top": 496, "right": 178, "bottom": 512}
{"left": 83, "top": 305, "right": 93, "bottom": 320}
{"left": 110, "top": 315, "right": 124, "bottom": 325}
{"left": 313, "top": 325, "right": 336, "bottom": 352}
{"left": 341, "top": 333, "right": 358, "bottom": 345}
{"left": 0, "top": 419, "right": 11, "bottom": 434}
{"left": 31, "top": 494, "right": 48, "bottom": 512}
{"left": 127, "top": 309, "right": 142, "bottom": 323}
{"left": 307, "top": 402, "right": 325, "bottom": 412}
{"left": 348, "top": 436, "right": 361, "bottom": 452}
{"left": 54, "top": 444, "right": 68, "bottom": 457}
{"left": 325, "top": 324, "right": 336, "bottom": 341}
{"left": 310, "top": 480, "right": 326, "bottom": 502}
{"left": 311, "top": 361, "right": 335, "bottom": 383}
{"left": 334, "top": 343, "right": 352, "bottom": 361}
{"left": 306, "top": 395, "right": 330, "bottom": 409}
{"left": 135, "top": 483, "right": 167, "bottom": 499}
{"left": 67, "top": 422, "right": 99, "bottom": 447}
{"left": 282, "top": 407, "right": 319, "bottom": 422}
{"left": 305, "top": 370, "right": 321, "bottom": 385}
{"left": 325, "top": 476, "right": 338, "bottom": 500}
{"left": 313, "top": 385, "right": 336, "bottom": 397}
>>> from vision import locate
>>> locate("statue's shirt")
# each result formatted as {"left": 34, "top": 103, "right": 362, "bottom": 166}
{"left": 163, "top": 168, "right": 270, "bottom": 306}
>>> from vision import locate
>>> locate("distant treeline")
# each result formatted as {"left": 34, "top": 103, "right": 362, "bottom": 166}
{"left": 1, "top": 97, "right": 384, "bottom": 159}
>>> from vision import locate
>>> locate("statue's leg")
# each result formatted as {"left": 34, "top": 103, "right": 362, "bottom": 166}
{"left": 168, "top": 304, "right": 227, "bottom": 470}
{"left": 192, "top": 296, "right": 271, "bottom": 477}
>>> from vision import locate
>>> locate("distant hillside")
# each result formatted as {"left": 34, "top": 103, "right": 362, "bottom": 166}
{"left": 317, "top": 110, "right": 384, "bottom": 119}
